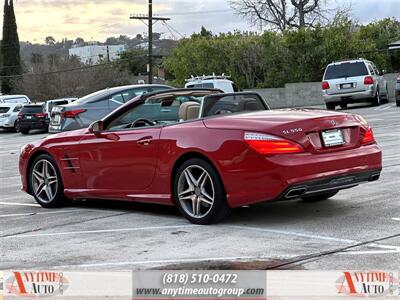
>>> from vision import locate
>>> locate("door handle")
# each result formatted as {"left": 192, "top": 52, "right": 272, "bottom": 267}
{"left": 137, "top": 137, "right": 153, "bottom": 146}
{"left": 161, "top": 109, "right": 171, "bottom": 112}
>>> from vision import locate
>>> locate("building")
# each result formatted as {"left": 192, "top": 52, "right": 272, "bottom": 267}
{"left": 69, "top": 44, "right": 126, "bottom": 64}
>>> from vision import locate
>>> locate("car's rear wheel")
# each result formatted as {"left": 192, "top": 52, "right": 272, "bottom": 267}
{"left": 371, "top": 88, "right": 381, "bottom": 106}
{"left": 29, "top": 154, "right": 69, "bottom": 208}
{"left": 13, "top": 120, "right": 19, "bottom": 132}
{"left": 174, "top": 158, "right": 231, "bottom": 224}
{"left": 302, "top": 191, "right": 338, "bottom": 202}
{"left": 20, "top": 128, "right": 29, "bottom": 134}
{"left": 326, "top": 103, "right": 335, "bottom": 110}
{"left": 340, "top": 103, "right": 347, "bottom": 109}
{"left": 397, "top": 100, "right": 400, "bottom": 107}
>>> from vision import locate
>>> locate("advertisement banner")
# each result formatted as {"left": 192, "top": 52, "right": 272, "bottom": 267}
{"left": 266, "top": 271, "right": 399, "bottom": 299}
{"left": 3, "top": 271, "right": 131, "bottom": 299}
{"left": 132, "top": 270, "right": 266, "bottom": 299}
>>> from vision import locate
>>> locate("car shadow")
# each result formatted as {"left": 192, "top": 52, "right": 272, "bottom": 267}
{"left": 70, "top": 195, "right": 346, "bottom": 225}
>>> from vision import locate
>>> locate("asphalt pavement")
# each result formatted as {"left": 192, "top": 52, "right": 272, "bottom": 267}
{"left": 0, "top": 102, "right": 399, "bottom": 270}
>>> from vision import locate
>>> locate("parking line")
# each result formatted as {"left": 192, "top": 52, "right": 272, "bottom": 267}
{"left": 0, "top": 201, "right": 40, "bottom": 207}
{"left": 227, "top": 225, "right": 355, "bottom": 244}
{"left": 55, "top": 255, "right": 284, "bottom": 268}
{"left": 2, "top": 224, "right": 197, "bottom": 239}
{"left": 0, "top": 210, "right": 84, "bottom": 218}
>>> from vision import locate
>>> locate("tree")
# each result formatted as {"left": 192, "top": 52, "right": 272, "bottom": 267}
{"left": 1, "top": 0, "right": 22, "bottom": 93}
{"left": 45, "top": 36, "right": 56, "bottom": 45}
{"left": 229, "top": 0, "right": 340, "bottom": 32}
{"left": 74, "top": 37, "right": 85, "bottom": 46}
{"left": 117, "top": 49, "right": 147, "bottom": 75}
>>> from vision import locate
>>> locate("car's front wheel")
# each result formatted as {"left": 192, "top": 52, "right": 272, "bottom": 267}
{"left": 302, "top": 191, "right": 338, "bottom": 202}
{"left": 20, "top": 128, "right": 29, "bottom": 134}
{"left": 29, "top": 154, "right": 69, "bottom": 208}
{"left": 174, "top": 158, "right": 231, "bottom": 224}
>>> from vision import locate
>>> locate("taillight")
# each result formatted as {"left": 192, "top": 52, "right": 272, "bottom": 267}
{"left": 61, "top": 109, "right": 86, "bottom": 118}
{"left": 364, "top": 76, "right": 374, "bottom": 85}
{"left": 244, "top": 132, "right": 304, "bottom": 154}
{"left": 35, "top": 113, "right": 47, "bottom": 118}
{"left": 322, "top": 81, "right": 330, "bottom": 90}
{"left": 18, "top": 113, "right": 23, "bottom": 119}
{"left": 361, "top": 127, "right": 375, "bottom": 145}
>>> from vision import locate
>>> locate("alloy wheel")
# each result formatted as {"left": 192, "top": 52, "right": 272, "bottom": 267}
{"left": 177, "top": 165, "right": 215, "bottom": 218}
{"left": 31, "top": 159, "right": 58, "bottom": 203}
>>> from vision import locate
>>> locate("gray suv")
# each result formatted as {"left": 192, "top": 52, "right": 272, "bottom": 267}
{"left": 322, "top": 59, "right": 388, "bottom": 110}
{"left": 49, "top": 84, "right": 172, "bottom": 132}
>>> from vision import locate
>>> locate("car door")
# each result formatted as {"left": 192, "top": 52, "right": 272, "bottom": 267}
{"left": 78, "top": 126, "right": 161, "bottom": 194}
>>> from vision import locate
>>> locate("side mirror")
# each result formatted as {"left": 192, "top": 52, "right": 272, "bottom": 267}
{"left": 88, "top": 120, "right": 104, "bottom": 135}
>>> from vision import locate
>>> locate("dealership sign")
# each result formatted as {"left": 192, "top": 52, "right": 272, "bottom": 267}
{"left": 5, "top": 271, "right": 68, "bottom": 297}
{"left": 336, "top": 271, "right": 398, "bottom": 297}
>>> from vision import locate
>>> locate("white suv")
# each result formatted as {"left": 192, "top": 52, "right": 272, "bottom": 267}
{"left": 0, "top": 95, "right": 31, "bottom": 104}
{"left": 185, "top": 74, "right": 237, "bottom": 93}
{"left": 0, "top": 103, "right": 23, "bottom": 131}
{"left": 322, "top": 59, "right": 388, "bottom": 110}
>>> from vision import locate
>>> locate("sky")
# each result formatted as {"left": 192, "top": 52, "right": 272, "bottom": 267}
{"left": 3, "top": 0, "right": 400, "bottom": 43}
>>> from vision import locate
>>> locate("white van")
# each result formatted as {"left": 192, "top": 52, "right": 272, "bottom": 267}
{"left": 0, "top": 95, "right": 31, "bottom": 104}
{"left": 185, "top": 74, "right": 237, "bottom": 93}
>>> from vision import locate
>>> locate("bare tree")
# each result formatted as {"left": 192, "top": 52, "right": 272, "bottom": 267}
{"left": 229, "top": 0, "right": 339, "bottom": 31}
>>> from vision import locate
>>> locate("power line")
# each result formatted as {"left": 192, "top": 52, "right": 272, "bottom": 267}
{"left": 160, "top": 9, "right": 232, "bottom": 16}
{"left": 0, "top": 55, "right": 147, "bottom": 79}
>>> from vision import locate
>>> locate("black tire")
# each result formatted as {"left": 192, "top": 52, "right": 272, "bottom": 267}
{"left": 29, "top": 154, "right": 70, "bottom": 208}
{"left": 302, "top": 191, "right": 338, "bottom": 202}
{"left": 339, "top": 103, "right": 347, "bottom": 109}
{"left": 173, "top": 158, "right": 231, "bottom": 225}
{"left": 13, "top": 120, "right": 19, "bottom": 132}
{"left": 326, "top": 103, "right": 335, "bottom": 110}
{"left": 20, "top": 128, "right": 29, "bottom": 134}
{"left": 397, "top": 100, "right": 400, "bottom": 107}
{"left": 371, "top": 88, "right": 380, "bottom": 106}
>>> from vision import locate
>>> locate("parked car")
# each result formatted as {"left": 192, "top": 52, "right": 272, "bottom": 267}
{"left": 45, "top": 98, "right": 77, "bottom": 115}
{"left": 396, "top": 74, "right": 400, "bottom": 107}
{"left": 49, "top": 84, "right": 173, "bottom": 133}
{"left": 185, "top": 74, "right": 238, "bottom": 93}
{"left": 0, "top": 95, "right": 31, "bottom": 104}
{"left": 322, "top": 58, "right": 388, "bottom": 110}
{"left": 20, "top": 88, "right": 381, "bottom": 224}
{"left": 0, "top": 103, "right": 23, "bottom": 131}
{"left": 18, "top": 104, "right": 49, "bottom": 134}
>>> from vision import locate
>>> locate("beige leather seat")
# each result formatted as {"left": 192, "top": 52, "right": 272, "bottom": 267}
{"left": 179, "top": 101, "right": 200, "bottom": 121}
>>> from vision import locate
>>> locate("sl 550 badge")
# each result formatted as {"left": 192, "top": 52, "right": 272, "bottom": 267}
{"left": 282, "top": 128, "right": 303, "bottom": 134}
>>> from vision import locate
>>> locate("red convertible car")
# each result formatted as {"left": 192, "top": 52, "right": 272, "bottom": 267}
{"left": 19, "top": 89, "right": 382, "bottom": 224}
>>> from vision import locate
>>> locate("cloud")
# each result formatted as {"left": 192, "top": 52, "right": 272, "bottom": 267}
{"left": 2, "top": 0, "right": 399, "bottom": 42}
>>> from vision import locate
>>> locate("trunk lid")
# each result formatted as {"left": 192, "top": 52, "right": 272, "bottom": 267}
{"left": 203, "top": 109, "right": 363, "bottom": 153}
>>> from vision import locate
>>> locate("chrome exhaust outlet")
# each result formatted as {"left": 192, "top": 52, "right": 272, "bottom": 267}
{"left": 369, "top": 174, "right": 380, "bottom": 181}
{"left": 285, "top": 187, "right": 307, "bottom": 199}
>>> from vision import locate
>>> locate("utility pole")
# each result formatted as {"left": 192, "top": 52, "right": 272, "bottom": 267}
{"left": 106, "top": 45, "right": 110, "bottom": 63}
{"left": 130, "top": 1, "right": 170, "bottom": 84}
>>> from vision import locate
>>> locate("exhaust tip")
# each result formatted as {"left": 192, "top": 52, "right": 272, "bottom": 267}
{"left": 285, "top": 187, "right": 306, "bottom": 199}
{"left": 369, "top": 174, "right": 380, "bottom": 181}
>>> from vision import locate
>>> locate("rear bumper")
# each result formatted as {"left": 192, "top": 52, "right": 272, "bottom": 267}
{"left": 280, "top": 170, "right": 381, "bottom": 200}
{"left": 323, "top": 89, "right": 375, "bottom": 103}
{"left": 224, "top": 143, "right": 382, "bottom": 207}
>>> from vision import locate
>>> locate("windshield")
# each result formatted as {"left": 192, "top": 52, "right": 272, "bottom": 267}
{"left": 201, "top": 94, "right": 267, "bottom": 117}
{"left": 324, "top": 62, "right": 368, "bottom": 80}
{"left": 72, "top": 89, "right": 109, "bottom": 105}
{"left": 107, "top": 95, "right": 203, "bottom": 130}
{"left": 3, "top": 97, "right": 29, "bottom": 104}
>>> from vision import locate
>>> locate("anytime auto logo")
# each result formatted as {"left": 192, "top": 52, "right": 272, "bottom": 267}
{"left": 336, "top": 271, "right": 398, "bottom": 297}
{"left": 5, "top": 271, "right": 69, "bottom": 297}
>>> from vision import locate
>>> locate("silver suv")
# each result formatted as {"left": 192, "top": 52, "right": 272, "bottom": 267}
{"left": 322, "top": 59, "right": 388, "bottom": 110}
